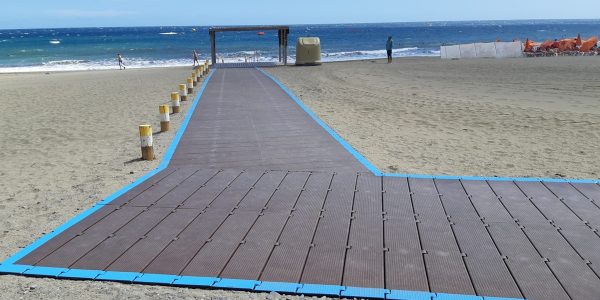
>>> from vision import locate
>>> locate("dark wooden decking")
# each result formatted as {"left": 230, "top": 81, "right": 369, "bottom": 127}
{"left": 9, "top": 69, "right": 600, "bottom": 300}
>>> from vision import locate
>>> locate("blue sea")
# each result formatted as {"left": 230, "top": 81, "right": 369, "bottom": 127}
{"left": 1, "top": 19, "right": 599, "bottom": 72}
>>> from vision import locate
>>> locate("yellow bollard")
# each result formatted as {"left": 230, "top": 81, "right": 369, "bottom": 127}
{"left": 196, "top": 66, "right": 202, "bottom": 80}
{"left": 179, "top": 83, "right": 188, "bottom": 101}
{"left": 171, "top": 92, "right": 181, "bottom": 113}
{"left": 192, "top": 72, "right": 198, "bottom": 87}
{"left": 159, "top": 104, "right": 170, "bottom": 132}
{"left": 139, "top": 124, "right": 154, "bottom": 161}
{"left": 187, "top": 77, "right": 194, "bottom": 94}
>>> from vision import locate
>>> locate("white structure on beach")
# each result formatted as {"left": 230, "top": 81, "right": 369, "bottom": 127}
{"left": 441, "top": 41, "right": 524, "bottom": 59}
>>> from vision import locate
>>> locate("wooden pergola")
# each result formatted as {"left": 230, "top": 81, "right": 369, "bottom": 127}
{"left": 208, "top": 25, "right": 290, "bottom": 66}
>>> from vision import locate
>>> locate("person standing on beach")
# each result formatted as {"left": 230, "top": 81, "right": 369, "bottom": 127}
{"left": 117, "top": 53, "right": 125, "bottom": 70}
{"left": 192, "top": 50, "right": 200, "bottom": 66}
{"left": 386, "top": 36, "right": 393, "bottom": 63}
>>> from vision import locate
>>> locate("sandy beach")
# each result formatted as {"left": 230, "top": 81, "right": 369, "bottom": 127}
{"left": 1, "top": 56, "right": 599, "bottom": 299}
{"left": 269, "top": 56, "right": 600, "bottom": 179}
{"left": 0, "top": 67, "right": 312, "bottom": 299}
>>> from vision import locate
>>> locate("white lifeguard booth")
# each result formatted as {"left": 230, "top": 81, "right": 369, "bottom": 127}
{"left": 295, "top": 37, "right": 322, "bottom": 66}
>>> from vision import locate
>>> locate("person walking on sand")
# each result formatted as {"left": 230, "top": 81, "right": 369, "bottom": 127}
{"left": 386, "top": 36, "right": 393, "bottom": 63}
{"left": 117, "top": 53, "right": 125, "bottom": 70}
{"left": 192, "top": 50, "right": 200, "bottom": 66}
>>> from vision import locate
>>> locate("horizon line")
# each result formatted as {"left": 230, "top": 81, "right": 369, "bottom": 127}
{"left": 2, "top": 17, "right": 600, "bottom": 30}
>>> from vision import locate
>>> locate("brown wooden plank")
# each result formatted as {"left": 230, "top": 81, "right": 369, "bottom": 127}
{"left": 142, "top": 210, "right": 229, "bottom": 275}
{"left": 425, "top": 252, "right": 475, "bottom": 295}
{"left": 106, "top": 209, "right": 200, "bottom": 272}
{"left": 16, "top": 205, "right": 119, "bottom": 265}
{"left": 461, "top": 180, "right": 514, "bottom": 223}
{"left": 206, "top": 170, "right": 265, "bottom": 211}
{"left": 180, "top": 169, "right": 243, "bottom": 209}
{"left": 435, "top": 179, "right": 480, "bottom": 221}
{"left": 382, "top": 177, "right": 414, "bottom": 221}
{"left": 504, "top": 256, "right": 570, "bottom": 300}
{"left": 463, "top": 256, "right": 522, "bottom": 298}
{"left": 220, "top": 212, "right": 289, "bottom": 279}
{"left": 70, "top": 207, "right": 173, "bottom": 270}
{"left": 153, "top": 169, "right": 221, "bottom": 207}
{"left": 418, "top": 220, "right": 461, "bottom": 254}
{"left": 572, "top": 183, "right": 600, "bottom": 202}
{"left": 559, "top": 225, "right": 600, "bottom": 275}
{"left": 36, "top": 206, "right": 146, "bottom": 267}
{"left": 263, "top": 172, "right": 309, "bottom": 213}
{"left": 106, "top": 168, "right": 177, "bottom": 206}
{"left": 385, "top": 250, "right": 429, "bottom": 292}
{"left": 181, "top": 211, "right": 259, "bottom": 277}
{"left": 516, "top": 181, "right": 581, "bottom": 226}
{"left": 302, "top": 214, "right": 351, "bottom": 285}
{"left": 487, "top": 181, "right": 548, "bottom": 224}
{"left": 452, "top": 221, "right": 522, "bottom": 298}
{"left": 126, "top": 168, "right": 199, "bottom": 207}
{"left": 544, "top": 182, "right": 600, "bottom": 228}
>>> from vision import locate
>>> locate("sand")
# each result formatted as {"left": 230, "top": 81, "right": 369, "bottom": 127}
{"left": 2, "top": 57, "right": 599, "bottom": 299}
{"left": 0, "top": 68, "right": 314, "bottom": 300}
{"left": 268, "top": 57, "right": 600, "bottom": 179}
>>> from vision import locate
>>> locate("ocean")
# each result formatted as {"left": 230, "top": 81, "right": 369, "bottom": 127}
{"left": 1, "top": 19, "right": 599, "bottom": 72}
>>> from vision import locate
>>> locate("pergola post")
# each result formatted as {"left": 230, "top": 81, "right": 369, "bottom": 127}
{"left": 283, "top": 28, "right": 289, "bottom": 65}
{"left": 210, "top": 31, "right": 216, "bottom": 66}
{"left": 208, "top": 26, "right": 289, "bottom": 66}
{"left": 278, "top": 30, "right": 282, "bottom": 63}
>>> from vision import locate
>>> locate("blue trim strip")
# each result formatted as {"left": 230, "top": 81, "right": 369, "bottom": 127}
{"left": 0, "top": 264, "right": 526, "bottom": 300}
{"left": 341, "top": 286, "right": 389, "bottom": 298}
{"left": 297, "top": 283, "right": 344, "bottom": 296}
{"left": 254, "top": 281, "right": 302, "bottom": 293}
{"left": 0, "top": 67, "right": 529, "bottom": 300}
{"left": 387, "top": 290, "right": 435, "bottom": 300}
{"left": 96, "top": 271, "right": 140, "bottom": 282}
{"left": 257, "top": 67, "right": 600, "bottom": 184}
{"left": 213, "top": 278, "right": 260, "bottom": 290}
{"left": 173, "top": 276, "right": 219, "bottom": 287}
{"left": 436, "top": 293, "right": 483, "bottom": 300}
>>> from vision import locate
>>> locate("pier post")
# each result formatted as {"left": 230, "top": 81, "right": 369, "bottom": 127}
{"left": 171, "top": 92, "right": 181, "bottom": 113}
{"left": 159, "top": 104, "right": 170, "bottom": 132}
{"left": 139, "top": 124, "right": 154, "bottom": 161}
{"left": 192, "top": 72, "right": 198, "bottom": 87}
{"left": 179, "top": 84, "right": 188, "bottom": 101}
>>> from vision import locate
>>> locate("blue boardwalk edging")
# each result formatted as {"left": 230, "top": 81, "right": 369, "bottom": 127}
{"left": 0, "top": 68, "right": 529, "bottom": 300}
{"left": 0, "top": 265, "right": 523, "bottom": 300}
{"left": 257, "top": 68, "right": 600, "bottom": 184}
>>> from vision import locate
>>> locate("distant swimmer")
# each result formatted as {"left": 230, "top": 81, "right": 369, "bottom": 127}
{"left": 386, "top": 36, "right": 393, "bottom": 63}
{"left": 117, "top": 53, "right": 125, "bottom": 70}
{"left": 192, "top": 50, "right": 200, "bottom": 66}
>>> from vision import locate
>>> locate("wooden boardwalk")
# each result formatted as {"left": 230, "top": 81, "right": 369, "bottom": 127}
{"left": 3, "top": 69, "right": 600, "bottom": 300}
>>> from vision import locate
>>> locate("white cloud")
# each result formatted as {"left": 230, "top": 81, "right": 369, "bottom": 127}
{"left": 48, "top": 9, "right": 137, "bottom": 18}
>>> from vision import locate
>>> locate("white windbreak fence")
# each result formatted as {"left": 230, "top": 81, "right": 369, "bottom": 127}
{"left": 441, "top": 42, "right": 523, "bottom": 59}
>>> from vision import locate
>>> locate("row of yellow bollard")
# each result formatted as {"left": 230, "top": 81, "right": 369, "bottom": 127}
{"left": 139, "top": 60, "right": 210, "bottom": 160}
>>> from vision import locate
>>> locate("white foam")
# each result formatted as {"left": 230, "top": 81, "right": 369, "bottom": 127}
{"left": 0, "top": 47, "right": 440, "bottom": 73}
{"left": 0, "top": 57, "right": 193, "bottom": 73}
{"left": 159, "top": 32, "right": 178, "bottom": 35}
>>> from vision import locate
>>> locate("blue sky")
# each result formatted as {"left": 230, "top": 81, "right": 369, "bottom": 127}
{"left": 2, "top": 0, "right": 600, "bottom": 29}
